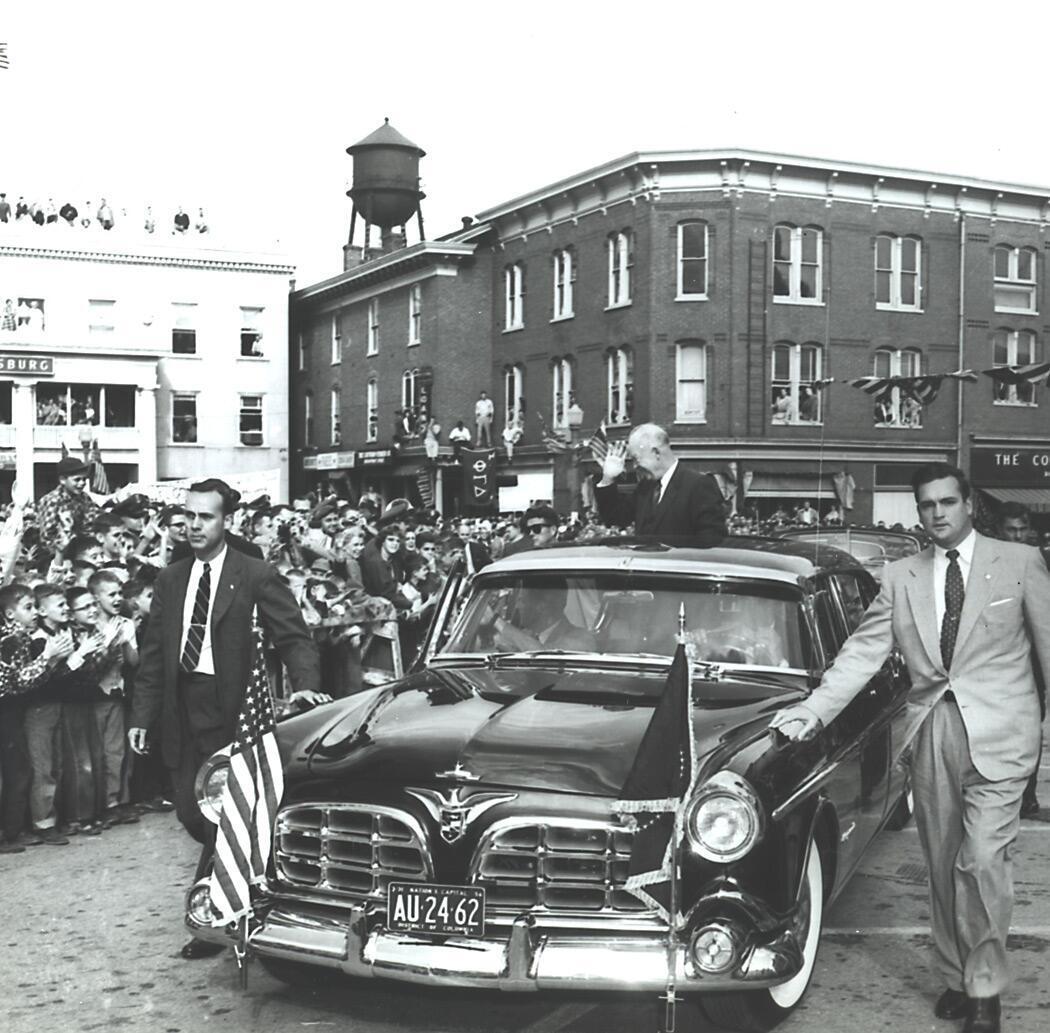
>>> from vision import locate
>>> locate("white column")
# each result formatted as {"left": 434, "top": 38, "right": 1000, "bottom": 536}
{"left": 434, "top": 465, "right": 444, "bottom": 516}
{"left": 136, "top": 386, "right": 158, "bottom": 483}
{"left": 12, "top": 381, "right": 35, "bottom": 499}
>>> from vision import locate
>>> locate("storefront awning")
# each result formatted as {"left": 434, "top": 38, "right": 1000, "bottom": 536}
{"left": 979, "top": 487, "right": 1050, "bottom": 513}
{"left": 746, "top": 472, "right": 834, "bottom": 498}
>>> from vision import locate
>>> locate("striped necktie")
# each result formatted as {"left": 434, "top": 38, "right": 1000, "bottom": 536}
{"left": 180, "top": 562, "right": 211, "bottom": 672}
{"left": 940, "top": 549, "right": 964, "bottom": 671}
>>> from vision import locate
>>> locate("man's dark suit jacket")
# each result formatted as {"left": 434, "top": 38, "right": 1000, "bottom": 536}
{"left": 131, "top": 545, "right": 320, "bottom": 768}
{"left": 595, "top": 462, "right": 726, "bottom": 546}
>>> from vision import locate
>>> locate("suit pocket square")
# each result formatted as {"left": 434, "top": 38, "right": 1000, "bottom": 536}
{"left": 988, "top": 597, "right": 1015, "bottom": 607}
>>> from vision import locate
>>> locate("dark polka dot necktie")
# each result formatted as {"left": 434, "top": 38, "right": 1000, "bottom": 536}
{"left": 940, "top": 548, "right": 964, "bottom": 671}
{"left": 179, "top": 562, "right": 211, "bottom": 672}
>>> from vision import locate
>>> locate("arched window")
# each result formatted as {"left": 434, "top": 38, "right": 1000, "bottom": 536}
{"left": 607, "top": 230, "right": 633, "bottom": 307}
{"left": 994, "top": 245, "right": 1037, "bottom": 314}
{"left": 330, "top": 385, "right": 341, "bottom": 445}
{"left": 367, "top": 298, "right": 379, "bottom": 355}
{"left": 875, "top": 235, "right": 921, "bottom": 310}
{"left": 402, "top": 368, "right": 419, "bottom": 411}
{"left": 606, "top": 346, "right": 634, "bottom": 424}
{"left": 771, "top": 342, "right": 823, "bottom": 425}
{"left": 551, "top": 357, "right": 574, "bottom": 428}
{"left": 504, "top": 262, "right": 525, "bottom": 330}
{"left": 552, "top": 248, "right": 575, "bottom": 319}
{"left": 872, "top": 348, "right": 923, "bottom": 427}
{"left": 675, "top": 341, "right": 707, "bottom": 421}
{"left": 676, "top": 221, "right": 708, "bottom": 299}
{"left": 408, "top": 284, "right": 422, "bottom": 345}
{"left": 773, "top": 224, "right": 822, "bottom": 303}
{"left": 991, "top": 329, "right": 1038, "bottom": 405}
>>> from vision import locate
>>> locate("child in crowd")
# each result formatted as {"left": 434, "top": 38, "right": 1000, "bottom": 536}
{"left": 0, "top": 583, "right": 73, "bottom": 852}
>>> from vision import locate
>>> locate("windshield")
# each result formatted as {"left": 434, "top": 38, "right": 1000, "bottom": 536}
{"left": 443, "top": 572, "right": 811, "bottom": 669}
{"left": 790, "top": 530, "right": 920, "bottom": 563}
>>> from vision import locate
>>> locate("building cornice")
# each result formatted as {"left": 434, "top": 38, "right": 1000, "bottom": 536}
{"left": 292, "top": 241, "right": 477, "bottom": 304}
{"left": 0, "top": 242, "right": 293, "bottom": 275}
{"left": 467, "top": 149, "right": 1050, "bottom": 242}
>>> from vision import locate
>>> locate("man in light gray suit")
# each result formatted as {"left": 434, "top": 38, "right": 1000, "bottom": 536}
{"left": 771, "top": 463, "right": 1050, "bottom": 1033}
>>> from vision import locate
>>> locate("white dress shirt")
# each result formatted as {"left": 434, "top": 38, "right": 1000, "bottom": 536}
{"left": 180, "top": 544, "right": 228, "bottom": 675}
{"left": 655, "top": 460, "right": 678, "bottom": 507}
{"left": 932, "top": 529, "right": 976, "bottom": 635}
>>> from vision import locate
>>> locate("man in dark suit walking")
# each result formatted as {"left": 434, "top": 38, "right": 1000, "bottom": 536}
{"left": 594, "top": 423, "right": 725, "bottom": 546}
{"left": 771, "top": 464, "right": 1050, "bottom": 1033}
{"left": 128, "top": 479, "right": 328, "bottom": 958}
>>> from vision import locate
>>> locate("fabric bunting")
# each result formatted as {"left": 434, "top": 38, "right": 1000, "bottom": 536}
{"left": 981, "top": 362, "right": 1050, "bottom": 387}
{"left": 208, "top": 615, "right": 284, "bottom": 925}
{"left": 614, "top": 644, "right": 695, "bottom": 924}
{"left": 845, "top": 369, "right": 977, "bottom": 405}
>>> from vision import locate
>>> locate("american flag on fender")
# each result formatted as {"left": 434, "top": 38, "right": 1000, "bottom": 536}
{"left": 89, "top": 441, "right": 110, "bottom": 495}
{"left": 208, "top": 613, "right": 284, "bottom": 924}
{"left": 586, "top": 420, "right": 609, "bottom": 463}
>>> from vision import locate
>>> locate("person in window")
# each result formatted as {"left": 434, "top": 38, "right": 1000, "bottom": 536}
{"left": 26, "top": 300, "right": 44, "bottom": 333}
{"left": 874, "top": 397, "right": 893, "bottom": 425}
{"left": 173, "top": 207, "right": 190, "bottom": 234}
{"left": 14, "top": 197, "right": 30, "bottom": 221}
{"left": 194, "top": 208, "right": 208, "bottom": 233}
{"left": 796, "top": 500, "right": 818, "bottom": 526}
{"left": 1, "top": 300, "right": 15, "bottom": 333}
{"left": 901, "top": 395, "right": 922, "bottom": 426}
{"left": 448, "top": 420, "right": 471, "bottom": 456}
{"left": 770, "top": 388, "right": 791, "bottom": 423}
{"left": 799, "top": 386, "right": 819, "bottom": 422}
{"left": 59, "top": 201, "right": 78, "bottom": 226}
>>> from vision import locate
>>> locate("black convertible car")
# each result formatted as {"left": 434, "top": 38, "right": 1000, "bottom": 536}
{"left": 186, "top": 538, "right": 922, "bottom": 1032}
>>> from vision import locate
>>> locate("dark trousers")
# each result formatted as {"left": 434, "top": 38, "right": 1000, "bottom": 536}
{"left": 0, "top": 701, "right": 31, "bottom": 841}
{"left": 171, "top": 672, "right": 229, "bottom": 879}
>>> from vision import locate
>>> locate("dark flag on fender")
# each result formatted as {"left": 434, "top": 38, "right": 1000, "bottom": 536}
{"left": 614, "top": 644, "right": 695, "bottom": 924}
{"left": 208, "top": 613, "right": 284, "bottom": 925}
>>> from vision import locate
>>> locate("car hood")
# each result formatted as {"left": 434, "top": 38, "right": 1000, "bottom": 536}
{"left": 297, "top": 664, "right": 803, "bottom": 797}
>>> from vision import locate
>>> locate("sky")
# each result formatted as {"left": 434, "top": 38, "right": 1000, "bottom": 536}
{"left": 4, "top": 1, "right": 1050, "bottom": 285}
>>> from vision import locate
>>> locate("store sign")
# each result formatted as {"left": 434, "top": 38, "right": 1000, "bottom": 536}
{"left": 358, "top": 449, "right": 393, "bottom": 466}
{"left": 0, "top": 353, "right": 54, "bottom": 376}
{"left": 313, "top": 451, "right": 356, "bottom": 471}
{"left": 971, "top": 446, "right": 1050, "bottom": 487}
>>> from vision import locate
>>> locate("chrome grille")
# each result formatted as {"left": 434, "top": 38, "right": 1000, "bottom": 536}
{"left": 472, "top": 820, "right": 651, "bottom": 914}
{"left": 274, "top": 804, "right": 431, "bottom": 898}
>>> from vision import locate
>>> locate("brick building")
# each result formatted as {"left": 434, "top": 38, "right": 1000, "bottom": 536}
{"left": 291, "top": 147, "right": 1050, "bottom": 523}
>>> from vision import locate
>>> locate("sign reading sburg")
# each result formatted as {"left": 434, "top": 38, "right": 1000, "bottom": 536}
{"left": 0, "top": 354, "right": 55, "bottom": 376}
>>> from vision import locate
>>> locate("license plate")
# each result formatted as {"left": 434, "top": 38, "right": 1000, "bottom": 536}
{"left": 387, "top": 881, "right": 485, "bottom": 936}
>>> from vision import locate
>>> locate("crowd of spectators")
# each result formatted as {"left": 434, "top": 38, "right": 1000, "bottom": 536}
{"left": 0, "top": 192, "right": 209, "bottom": 236}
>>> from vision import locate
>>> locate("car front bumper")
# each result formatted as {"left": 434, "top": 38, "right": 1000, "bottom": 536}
{"left": 186, "top": 883, "right": 804, "bottom": 992}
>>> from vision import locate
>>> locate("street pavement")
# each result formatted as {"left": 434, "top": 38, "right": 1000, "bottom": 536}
{"left": 3, "top": 762, "right": 1049, "bottom": 1033}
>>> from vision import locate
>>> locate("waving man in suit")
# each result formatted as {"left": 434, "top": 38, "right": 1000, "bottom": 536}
{"left": 771, "top": 463, "right": 1050, "bottom": 1033}
{"left": 128, "top": 479, "right": 328, "bottom": 959}
{"left": 594, "top": 423, "right": 725, "bottom": 546}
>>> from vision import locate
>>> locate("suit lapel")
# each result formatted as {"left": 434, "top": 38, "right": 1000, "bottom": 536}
{"left": 953, "top": 534, "right": 998, "bottom": 660}
{"left": 210, "top": 546, "right": 244, "bottom": 629}
{"left": 905, "top": 548, "right": 942, "bottom": 671}
{"left": 166, "top": 559, "right": 193, "bottom": 671}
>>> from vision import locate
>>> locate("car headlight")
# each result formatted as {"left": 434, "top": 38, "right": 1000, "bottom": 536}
{"left": 685, "top": 770, "right": 764, "bottom": 863}
{"left": 194, "top": 748, "right": 231, "bottom": 825}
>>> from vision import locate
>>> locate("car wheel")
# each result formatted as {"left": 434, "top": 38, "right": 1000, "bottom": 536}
{"left": 257, "top": 955, "right": 333, "bottom": 988}
{"left": 699, "top": 842, "right": 824, "bottom": 1032}
{"left": 885, "top": 782, "right": 915, "bottom": 831}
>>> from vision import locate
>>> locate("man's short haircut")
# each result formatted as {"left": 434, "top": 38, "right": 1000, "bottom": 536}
{"left": 0, "top": 583, "right": 33, "bottom": 614}
{"left": 188, "top": 478, "right": 241, "bottom": 516}
{"left": 159, "top": 504, "right": 185, "bottom": 527}
{"left": 522, "top": 504, "right": 559, "bottom": 530}
{"left": 34, "top": 582, "right": 66, "bottom": 605}
{"left": 88, "top": 569, "right": 123, "bottom": 594}
{"left": 999, "top": 501, "right": 1031, "bottom": 523}
{"left": 67, "top": 535, "right": 100, "bottom": 562}
{"left": 376, "top": 525, "right": 403, "bottom": 547}
{"left": 910, "top": 462, "right": 971, "bottom": 502}
{"left": 628, "top": 422, "right": 670, "bottom": 450}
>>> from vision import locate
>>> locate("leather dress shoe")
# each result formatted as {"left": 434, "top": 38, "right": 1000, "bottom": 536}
{"left": 963, "top": 995, "right": 1000, "bottom": 1033}
{"left": 935, "top": 987, "right": 970, "bottom": 1020}
{"left": 179, "top": 937, "right": 225, "bottom": 960}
